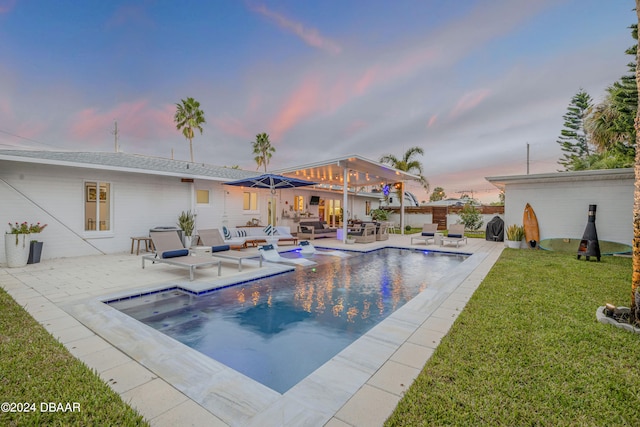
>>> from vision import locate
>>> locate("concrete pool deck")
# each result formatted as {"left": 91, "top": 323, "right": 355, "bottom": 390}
{"left": 1, "top": 235, "right": 504, "bottom": 426}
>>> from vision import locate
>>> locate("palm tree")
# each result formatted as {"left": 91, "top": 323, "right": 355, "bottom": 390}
{"left": 174, "top": 97, "right": 206, "bottom": 163}
{"left": 251, "top": 133, "right": 276, "bottom": 172}
{"left": 379, "top": 146, "right": 429, "bottom": 192}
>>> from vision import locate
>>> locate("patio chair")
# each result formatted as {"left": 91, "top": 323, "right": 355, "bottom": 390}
{"left": 411, "top": 223, "right": 438, "bottom": 245}
{"left": 142, "top": 231, "right": 221, "bottom": 281}
{"left": 350, "top": 222, "right": 376, "bottom": 243}
{"left": 259, "top": 244, "right": 317, "bottom": 266}
{"left": 197, "top": 229, "right": 262, "bottom": 272}
{"left": 376, "top": 222, "right": 389, "bottom": 241}
{"left": 442, "top": 224, "right": 468, "bottom": 248}
{"left": 387, "top": 221, "right": 400, "bottom": 234}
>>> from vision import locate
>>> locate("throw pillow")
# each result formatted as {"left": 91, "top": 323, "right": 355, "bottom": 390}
{"left": 263, "top": 224, "right": 273, "bottom": 235}
{"left": 237, "top": 229, "right": 247, "bottom": 237}
{"left": 223, "top": 226, "right": 231, "bottom": 240}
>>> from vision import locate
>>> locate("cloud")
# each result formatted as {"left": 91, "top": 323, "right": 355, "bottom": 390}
{"left": 250, "top": 4, "right": 342, "bottom": 55}
{"left": 269, "top": 74, "right": 323, "bottom": 141}
{"left": 449, "top": 89, "right": 492, "bottom": 118}
{"left": 68, "top": 100, "right": 175, "bottom": 145}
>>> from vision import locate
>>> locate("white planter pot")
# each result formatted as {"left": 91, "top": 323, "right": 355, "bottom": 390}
{"left": 506, "top": 239, "right": 521, "bottom": 249}
{"left": 183, "top": 235, "right": 193, "bottom": 249}
{"left": 5, "top": 233, "right": 31, "bottom": 267}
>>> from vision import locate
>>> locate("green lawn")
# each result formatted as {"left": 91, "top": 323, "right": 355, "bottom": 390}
{"left": 0, "top": 287, "right": 148, "bottom": 426}
{"left": 386, "top": 249, "right": 639, "bottom": 426}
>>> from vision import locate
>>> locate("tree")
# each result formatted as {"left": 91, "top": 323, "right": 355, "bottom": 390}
{"left": 557, "top": 89, "right": 594, "bottom": 171}
{"left": 430, "top": 187, "right": 446, "bottom": 202}
{"left": 458, "top": 203, "right": 483, "bottom": 231}
{"left": 379, "top": 146, "right": 430, "bottom": 192}
{"left": 174, "top": 97, "right": 206, "bottom": 163}
{"left": 251, "top": 132, "right": 275, "bottom": 172}
{"left": 632, "top": 2, "right": 640, "bottom": 326}
{"left": 584, "top": 24, "right": 638, "bottom": 168}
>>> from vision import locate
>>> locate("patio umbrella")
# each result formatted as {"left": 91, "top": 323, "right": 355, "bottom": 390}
{"left": 224, "top": 173, "right": 317, "bottom": 234}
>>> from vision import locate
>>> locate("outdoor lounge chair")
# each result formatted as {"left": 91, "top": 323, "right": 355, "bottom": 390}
{"left": 196, "top": 229, "right": 262, "bottom": 271}
{"left": 143, "top": 231, "right": 221, "bottom": 281}
{"left": 259, "top": 244, "right": 317, "bottom": 266}
{"left": 411, "top": 223, "right": 439, "bottom": 245}
{"left": 375, "top": 222, "right": 389, "bottom": 241}
{"left": 442, "top": 224, "right": 468, "bottom": 248}
{"left": 299, "top": 240, "right": 349, "bottom": 257}
{"left": 350, "top": 222, "right": 376, "bottom": 243}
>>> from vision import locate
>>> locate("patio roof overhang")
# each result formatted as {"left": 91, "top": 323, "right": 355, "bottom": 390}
{"left": 273, "top": 155, "right": 421, "bottom": 240}
{"left": 272, "top": 154, "right": 420, "bottom": 187}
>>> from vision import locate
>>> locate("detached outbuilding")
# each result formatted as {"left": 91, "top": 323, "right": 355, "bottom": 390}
{"left": 486, "top": 168, "right": 633, "bottom": 246}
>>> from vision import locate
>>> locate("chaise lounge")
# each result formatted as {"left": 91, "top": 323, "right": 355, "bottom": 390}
{"left": 143, "top": 231, "right": 221, "bottom": 281}
{"left": 197, "top": 229, "right": 263, "bottom": 271}
{"left": 441, "top": 224, "right": 468, "bottom": 248}
{"left": 411, "top": 223, "right": 439, "bottom": 245}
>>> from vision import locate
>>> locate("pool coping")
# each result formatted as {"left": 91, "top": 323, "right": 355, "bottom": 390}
{"left": 2, "top": 237, "right": 505, "bottom": 426}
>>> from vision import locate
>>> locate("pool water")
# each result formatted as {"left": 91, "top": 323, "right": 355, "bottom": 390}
{"left": 108, "top": 248, "right": 467, "bottom": 393}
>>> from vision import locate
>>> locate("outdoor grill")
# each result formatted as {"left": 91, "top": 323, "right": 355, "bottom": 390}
{"left": 577, "top": 205, "right": 601, "bottom": 262}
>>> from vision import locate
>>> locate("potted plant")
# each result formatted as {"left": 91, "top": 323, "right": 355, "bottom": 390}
{"left": 27, "top": 222, "right": 48, "bottom": 264}
{"left": 177, "top": 210, "right": 195, "bottom": 248}
{"left": 5, "top": 222, "right": 47, "bottom": 267}
{"left": 505, "top": 224, "right": 524, "bottom": 249}
{"left": 370, "top": 208, "right": 389, "bottom": 222}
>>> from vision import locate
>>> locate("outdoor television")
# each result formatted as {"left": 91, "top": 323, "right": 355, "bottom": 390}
{"left": 309, "top": 196, "right": 320, "bottom": 205}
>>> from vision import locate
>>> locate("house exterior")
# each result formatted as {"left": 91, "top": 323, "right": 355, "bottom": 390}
{"left": 486, "top": 168, "right": 634, "bottom": 246}
{"left": 0, "top": 150, "right": 409, "bottom": 264}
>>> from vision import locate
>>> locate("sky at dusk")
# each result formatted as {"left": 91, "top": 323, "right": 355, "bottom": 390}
{"left": 0, "top": 0, "right": 635, "bottom": 203}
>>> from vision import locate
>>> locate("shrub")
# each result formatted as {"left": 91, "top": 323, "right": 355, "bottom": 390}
{"left": 458, "top": 203, "right": 483, "bottom": 231}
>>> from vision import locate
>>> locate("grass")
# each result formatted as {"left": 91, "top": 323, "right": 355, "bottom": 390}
{"left": 386, "top": 249, "right": 640, "bottom": 426}
{"left": 0, "top": 287, "right": 149, "bottom": 426}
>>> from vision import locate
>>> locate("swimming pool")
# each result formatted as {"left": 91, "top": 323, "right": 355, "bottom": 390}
{"left": 108, "top": 248, "right": 467, "bottom": 393}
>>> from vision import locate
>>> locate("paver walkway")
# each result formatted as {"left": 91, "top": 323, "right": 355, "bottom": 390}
{"left": 0, "top": 235, "right": 504, "bottom": 426}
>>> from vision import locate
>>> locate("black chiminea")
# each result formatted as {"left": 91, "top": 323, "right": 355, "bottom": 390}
{"left": 577, "top": 204, "right": 601, "bottom": 261}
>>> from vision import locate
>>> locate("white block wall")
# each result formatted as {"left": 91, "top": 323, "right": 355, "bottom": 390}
{"left": 0, "top": 161, "right": 191, "bottom": 262}
{"left": 503, "top": 178, "right": 633, "bottom": 246}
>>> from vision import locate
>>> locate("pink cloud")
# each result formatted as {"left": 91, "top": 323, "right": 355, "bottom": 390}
{"left": 427, "top": 115, "right": 438, "bottom": 128}
{"left": 68, "top": 100, "right": 175, "bottom": 143}
{"left": 212, "top": 115, "right": 253, "bottom": 140}
{"left": 250, "top": 4, "right": 342, "bottom": 55}
{"left": 449, "top": 89, "right": 491, "bottom": 118}
{"left": 0, "top": 0, "right": 16, "bottom": 14}
{"left": 269, "top": 75, "right": 322, "bottom": 140}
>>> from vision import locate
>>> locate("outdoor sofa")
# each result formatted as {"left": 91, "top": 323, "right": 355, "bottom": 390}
{"left": 297, "top": 221, "right": 337, "bottom": 240}
{"left": 222, "top": 225, "right": 298, "bottom": 247}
